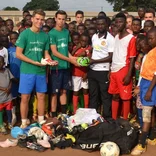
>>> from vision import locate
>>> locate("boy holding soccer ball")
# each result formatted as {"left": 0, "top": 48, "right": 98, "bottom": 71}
{"left": 71, "top": 33, "right": 92, "bottom": 114}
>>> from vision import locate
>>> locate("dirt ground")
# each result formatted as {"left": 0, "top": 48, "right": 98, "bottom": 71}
{"left": 0, "top": 134, "right": 156, "bottom": 156}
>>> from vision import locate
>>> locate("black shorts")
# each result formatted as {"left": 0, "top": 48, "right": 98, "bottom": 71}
{"left": 49, "top": 69, "right": 71, "bottom": 94}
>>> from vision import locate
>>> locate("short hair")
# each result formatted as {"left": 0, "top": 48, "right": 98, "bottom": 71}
{"left": 32, "top": 9, "right": 46, "bottom": 17}
{"left": 42, "top": 25, "right": 51, "bottom": 31}
{"left": 9, "top": 31, "right": 19, "bottom": 36}
{"left": 115, "top": 13, "right": 126, "bottom": 21}
{"left": 147, "top": 26, "right": 156, "bottom": 35}
{"left": 81, "top": 32, "right": 90, "bottom": 39}
{"left": 77, "top": 24, "right": 86, "bottom": 29}
{"left": 98, "top": 11, "right": 106, "bottom": 17}
{"left": 71, "top": 31, "right": 80, "bottom": 37}
{"left": 75, "top": 10, "right": 84, "bottom": 17}
{"left": 145, "top": 8, "right": 155, "bottom": 17}
{"left": 144, "top": 20, "right": 155, "bottom": 27}
{"left": 23, "top": 10, "right": 30, "bottom": 14}
{"left": 96, "top": 16, "right": 107, "bottom": 21}
{"left": 55, "top": 10, "right": 67, "bottom": 18}
{"left": 132, "top": 18, "right": 141, "bottom": 25}
{"left": 127, "top": 15, "right": 134, "bottom": 20}
{"left": 5, "top": 19, "right": 13, "bottom": 23}
{"left": 88, "top": 27, "right": 97, "bottom": 33}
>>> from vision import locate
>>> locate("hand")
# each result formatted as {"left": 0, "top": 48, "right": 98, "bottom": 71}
{"left": 132, "top": 87, "right": 140, "bottom": 97}
{"left": 89, "top": 59, "right": 94, "bottom": 65}
{"left": 69, "top": 56, "right": 79, "bottom": 66}
{"left": 123, "top": 75, "right": 131, "bottom": 86}
{"left": 144, "top": 90, "right": 152, "bottom": 101}
{"left": 34, "top": 61, "right": 46, "bottom": 66}
{"left": 82, "top": 73, "right": 87, "bottom": 82}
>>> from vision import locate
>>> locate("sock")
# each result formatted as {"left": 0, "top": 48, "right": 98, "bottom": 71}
{"left": 140, "top": 131, "right": 148, "bottom": 148}
{"left": 21, "top": 119, "right": 27, "bottom": 125}
{"left": 123, "top": 100, "right": 130, "bottom": 120}
{"left": 51, "top": 112, "right": 57, "bottom": 117}
{"left": 0, "top": 111, "right": 3, "bottom": 126}
{"left": 12, "top": 106, "right": 16, "bottom": 115}
{"left": 6, "top": 110, "right": 12, "bottom": 123}
{"left": 38, "top": 116, "right": 44, "bottom": 123}
{"left": 84, "top": 94, "right": 89, "bottom": 108}
{"left": 148, "top": 127, "right": 155, "bottom": 140}
{"left": 61, "top": 105, "right": 67, "bottom": 114}
{"left": 73, "top": 95, "right": 79, "bottom": 114}
{"left": 112, "top": 100, "right": 119, "bottom": 120}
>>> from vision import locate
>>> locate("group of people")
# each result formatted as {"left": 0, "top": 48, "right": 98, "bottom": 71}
{"left": 0, "top": 5, "right": 156, "bottom": 155}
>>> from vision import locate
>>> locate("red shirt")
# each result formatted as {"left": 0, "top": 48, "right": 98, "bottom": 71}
{"left": 72, "top": 46, "right": 91, "bottom": 77}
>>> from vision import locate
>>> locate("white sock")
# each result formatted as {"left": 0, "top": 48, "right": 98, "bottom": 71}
{"left": 38, "top": 116, "right": 44, "bottom": 123}
{"left": 21, "top": 119, "right": 27, "bottom": 125}
{"left": 12, "top": 106, "right": 16, "bottom": 115}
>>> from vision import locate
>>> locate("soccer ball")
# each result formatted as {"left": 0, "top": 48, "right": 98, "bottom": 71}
{"left": 100, "top": 141, "right": 120, "bottom": 156}
{"left": 77, "top": 57, "right": 90, "bottom": 66}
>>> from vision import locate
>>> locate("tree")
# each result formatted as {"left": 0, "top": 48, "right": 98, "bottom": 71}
{"left": 3, "top": 6, "right": 19, "bottom": 11}
{"left": 23, "top": 0, "right": 59, "bottom": 11}
{"left": 106, "top": 0, "right": 156, "bottom": 11}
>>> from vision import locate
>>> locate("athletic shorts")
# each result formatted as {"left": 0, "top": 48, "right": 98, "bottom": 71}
{"left": 49, "top": 69, "right": 71, "bottom": 94}
{"left": 0, "top": 101, "right": 12, "bottom": 111}
{"left": 19, "top": 74, "right": 47, "bottom": 94}
{"left": 140, "top": 78, "right": 156, "bottom": 106}
{"left": 72, "top": 76, "right": 88, "bottom": 91}
{"left": 108, "top": 66, "right": 132, "bottom": 100}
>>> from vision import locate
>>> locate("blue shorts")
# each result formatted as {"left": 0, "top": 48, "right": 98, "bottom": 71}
{"left": 19, "top": 74, "right": 47, "bottom": 94}
{"left": 140, "top": 78, "right": 156, "bottom": 106}
{"left": 49, "top": 69, "right": 71, "bottom": 94}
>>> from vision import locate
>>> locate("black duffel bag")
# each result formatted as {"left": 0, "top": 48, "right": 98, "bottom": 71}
{"left": 73, "top": 118, "right": 139, "bottom": 155}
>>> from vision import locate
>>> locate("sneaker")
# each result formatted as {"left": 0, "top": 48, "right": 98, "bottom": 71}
{"left": 0, "top": 126, "right": 7, "bottom": 135}
{"left": 0, "top": 139, "right": 18, "bottom": 148}
{"left": 20, "top": 119, "right": 30, "bottom": 129}
{"left": 131, "top": 144, "right": 146, "bottom": 155}
{"left": 8, "top": 123, "right": 13, "bottom": 130}
{"left": 20, "top": 124, "right": 28, "bottom": 129}
{"left": 147, "top": 138, "right": 156, "bottom": 145}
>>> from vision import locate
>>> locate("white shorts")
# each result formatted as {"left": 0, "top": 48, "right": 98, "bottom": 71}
{"left": 72, "top": 76, "right": 88, "bottom": 91}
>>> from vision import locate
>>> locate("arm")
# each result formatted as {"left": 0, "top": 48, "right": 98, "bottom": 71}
{"left": 123, "top": 57, "right": 135, "bottom": 86}
{"left": 90, "top": 52, "right": 113, "bottom": 64}
{"left": 51, "top": 45, "right": 79, "bottom": 66}
{"left": 144, "top": 74, "right": 156, "bottom": 101}
{"left": 16, "top": 47, "right": 44, "bottom": 66}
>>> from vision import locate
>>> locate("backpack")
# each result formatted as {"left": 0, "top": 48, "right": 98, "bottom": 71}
{"left": 73, "top": 118, "right": 139, "bottom": 155}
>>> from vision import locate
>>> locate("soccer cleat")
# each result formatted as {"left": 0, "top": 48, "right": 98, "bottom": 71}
{"left": 131, "top": 144, "right": 146, "bottom": 155}
{"left": 0, "top": 139, "right": 18, "bottom": 148}
{"left": 147, "top": 138, "right": 156, "bottom": 145}
{"left": 8, "top": 123, "right": 13, "bottom": 130}
{"left": 0, "top": 126, "right": 7, "bottom": 135}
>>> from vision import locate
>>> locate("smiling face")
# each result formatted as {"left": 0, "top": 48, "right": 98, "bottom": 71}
{"left": 31, "top": 14, "right": 45, "bottom": 30}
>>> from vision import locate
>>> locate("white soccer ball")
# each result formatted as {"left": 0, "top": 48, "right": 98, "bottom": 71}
{"left": 100, "top": 141, "right": 120, "bottom": 156}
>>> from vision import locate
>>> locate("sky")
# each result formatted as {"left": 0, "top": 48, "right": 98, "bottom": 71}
{"left": 0, "top": 0, "right": 113, "bottom": 12}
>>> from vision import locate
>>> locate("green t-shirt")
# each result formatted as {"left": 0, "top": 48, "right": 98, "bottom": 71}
{"left": 49, "top": 28, "right": 71, "bottom": 70}
{"left": 15, "top": 28, "right": 49, "bottom": 75}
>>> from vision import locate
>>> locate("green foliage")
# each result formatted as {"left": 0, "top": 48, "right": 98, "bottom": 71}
{"left": 106, "top": 0, "right": 156, "bottom": 11}
{"left": 23, "top": 0, "right": 59, "bottom": 11}
{"left": 3, "top": 6, "right": 19, "bottom": 10}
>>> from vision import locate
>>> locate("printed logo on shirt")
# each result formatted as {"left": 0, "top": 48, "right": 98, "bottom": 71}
{"left": 101, "top": 41, "right": 106, "bottom": 46}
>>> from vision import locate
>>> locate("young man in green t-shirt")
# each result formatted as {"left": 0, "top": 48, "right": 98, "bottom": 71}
{"left": 16, "top": 9, "right": 57, "bottom": 128}
{"left": 49, "top": 10, "right": 78, "bottom": 117}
